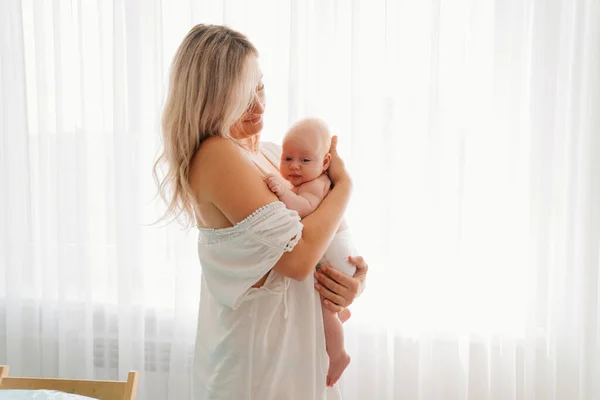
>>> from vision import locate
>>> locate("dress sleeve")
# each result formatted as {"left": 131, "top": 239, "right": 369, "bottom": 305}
{"left": 198, "top": 202, "right": 303, "bottom": 309}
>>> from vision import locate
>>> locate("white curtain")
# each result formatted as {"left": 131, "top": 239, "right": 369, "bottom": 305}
{"left": 1, "top": 0, "right": 599, "bottom": 399}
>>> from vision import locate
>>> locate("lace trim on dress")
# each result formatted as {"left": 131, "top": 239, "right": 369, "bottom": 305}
{"left": 197, "top": 201, "right": 281, "bottom": 232}
{"left": 197, "top": 201, "right": 300, "bottom": 245}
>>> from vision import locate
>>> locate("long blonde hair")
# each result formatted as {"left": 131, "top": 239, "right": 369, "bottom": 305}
{"left": 153, "top": 24, "right": 261, "bottom": 227}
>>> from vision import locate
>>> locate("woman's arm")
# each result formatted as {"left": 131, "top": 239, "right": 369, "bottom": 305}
{"left": 193, "top": 136, "right": 351, "bottom": 281}
{"left": 274, "top": 177, "right": 351, "bottom": 279}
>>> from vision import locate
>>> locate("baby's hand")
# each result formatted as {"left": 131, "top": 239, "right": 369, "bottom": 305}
{"left": 264, "top": 174, "right": 288, "bottom": 197}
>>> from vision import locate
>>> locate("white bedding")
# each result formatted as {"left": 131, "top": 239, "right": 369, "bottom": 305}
{"left": 0, "top": 390, "right": 96, "bottom": 400}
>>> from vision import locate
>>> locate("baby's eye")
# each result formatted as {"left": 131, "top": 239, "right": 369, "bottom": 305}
{"left": 302, "top": 159, "right": 311, "bottom": 163}
{"left": 284, "top": 157, "right": 292, "bottom": 161}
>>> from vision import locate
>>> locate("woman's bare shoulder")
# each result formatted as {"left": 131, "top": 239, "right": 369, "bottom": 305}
{"left": 191, "top": 137, "right": 242, "bottom": 178}
{"left": 190, "top": 136, "right": 279, "bottom": 224}
{"left": 194, "top": 136, "right": 240, "bottom": 162}
{"left": 189, "top": 137, "right": 240, "bottom": 201}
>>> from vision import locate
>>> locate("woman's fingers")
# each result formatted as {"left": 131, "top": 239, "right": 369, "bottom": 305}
{"left": 322, "top": 298, "right": 344, "bottom": 313}
{"left": 314, "top": 256, "right": 368, "bottom": 308}
{"left": 326, "top": 136, "right": 350, "bottom": 185}
{"left": 314, "top": 266, "right": 356, "bottom": 307}
{"left": 329, "top": 135, "right": 339, "bottom": 156}
{"left": 349, "top": 256, "right": 368, "bottom": 295}
{"left": 349, "top": 256, "right": 368, "bottom": 281}
{"left": 349, "top": 255, "right": 367, "bottom": 271}
{"left": 314, "top": 270, "right": 346, "bottom": 298}
{"left": 321, "top": 265, "right": 360, "bottom": 295}
{"left": 316, "top": 283, "right": 347, "bottom": 308}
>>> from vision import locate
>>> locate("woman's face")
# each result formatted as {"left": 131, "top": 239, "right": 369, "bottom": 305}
{"left": 230, "top": 80, "right": 265, "bottom": 139}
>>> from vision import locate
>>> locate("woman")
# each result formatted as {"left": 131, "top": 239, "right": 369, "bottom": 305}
{"left": 154, "top": 24, "right": 368, "bottom": 399}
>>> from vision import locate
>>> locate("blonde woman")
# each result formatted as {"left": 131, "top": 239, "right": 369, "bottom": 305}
{"left": 154, "top": 24, "right": 368, "bottom": 400}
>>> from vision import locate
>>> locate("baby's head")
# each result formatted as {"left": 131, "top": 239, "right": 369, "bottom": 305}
{"left": 280, "top": 118, "right": 331, "bottom": 186}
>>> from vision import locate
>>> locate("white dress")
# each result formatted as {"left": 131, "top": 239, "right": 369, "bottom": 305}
{"left": 192, "top": 142, "right": 342, "bottom": 400}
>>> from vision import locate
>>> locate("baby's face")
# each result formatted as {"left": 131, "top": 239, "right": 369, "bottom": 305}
{"left": 280, "top": 133, "right": 329, "bottom": 187}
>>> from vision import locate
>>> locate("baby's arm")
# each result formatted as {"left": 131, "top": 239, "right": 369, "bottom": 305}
{"left": 265, "top": 174, "right": 330, "bottom": 218}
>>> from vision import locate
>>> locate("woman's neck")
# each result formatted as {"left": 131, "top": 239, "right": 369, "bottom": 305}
{"left": 238, "top": 135, "right": 260, "bottom": 154}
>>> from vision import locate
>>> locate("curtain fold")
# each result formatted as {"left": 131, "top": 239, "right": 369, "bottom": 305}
{"left": 1, "top": 0, "right": 599, "bottom": 399}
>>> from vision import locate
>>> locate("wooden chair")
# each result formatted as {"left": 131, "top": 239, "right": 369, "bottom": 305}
{"left": 0, "top": 366, "right": 137, "bottom": 400}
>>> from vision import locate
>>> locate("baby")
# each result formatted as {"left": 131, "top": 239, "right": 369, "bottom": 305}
{"left": 265, "top": 118, "right": 357, "bottom": 387}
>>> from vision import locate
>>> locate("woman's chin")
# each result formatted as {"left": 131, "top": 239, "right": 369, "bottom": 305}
{"left": 242, "top": 121, "right": 263, "bottom": 137}
{"left": 231, "top": 123, "right": 263, "bottom": 140}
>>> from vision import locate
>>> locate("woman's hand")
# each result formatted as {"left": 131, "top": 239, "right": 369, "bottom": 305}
{"left": 314, "top": 256, "right": 368, "bottom": 313}
{"left": 326, "top": 136, "right": 352, "bottom": 187}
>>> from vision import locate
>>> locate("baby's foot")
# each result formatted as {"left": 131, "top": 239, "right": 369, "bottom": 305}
{"left": 326, "top": 352, "right": 351, "bottom": 387}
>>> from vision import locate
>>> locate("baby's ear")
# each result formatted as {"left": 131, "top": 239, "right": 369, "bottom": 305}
{"left": 323, "top": 153, "right": 332, "bottom": 171}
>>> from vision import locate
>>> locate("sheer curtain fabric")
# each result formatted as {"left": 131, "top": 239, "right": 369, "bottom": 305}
{"left": 1, "top": 0, "right": 599, "bottom": 399}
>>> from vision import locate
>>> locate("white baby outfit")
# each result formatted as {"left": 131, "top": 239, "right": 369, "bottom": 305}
{"left": 321, "top": 229, "right": 358, "bottom": 277}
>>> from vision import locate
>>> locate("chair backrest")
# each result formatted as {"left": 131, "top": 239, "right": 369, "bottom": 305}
{"left": 0, "top": 366, "right": 137, "bottom": 400}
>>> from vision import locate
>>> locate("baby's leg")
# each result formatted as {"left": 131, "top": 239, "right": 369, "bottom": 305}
{"left": 321, "top": 227, "right": 357, "bottom": 386}
{"left": 322, "top": 300, "right": 351, "bottom": 387}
